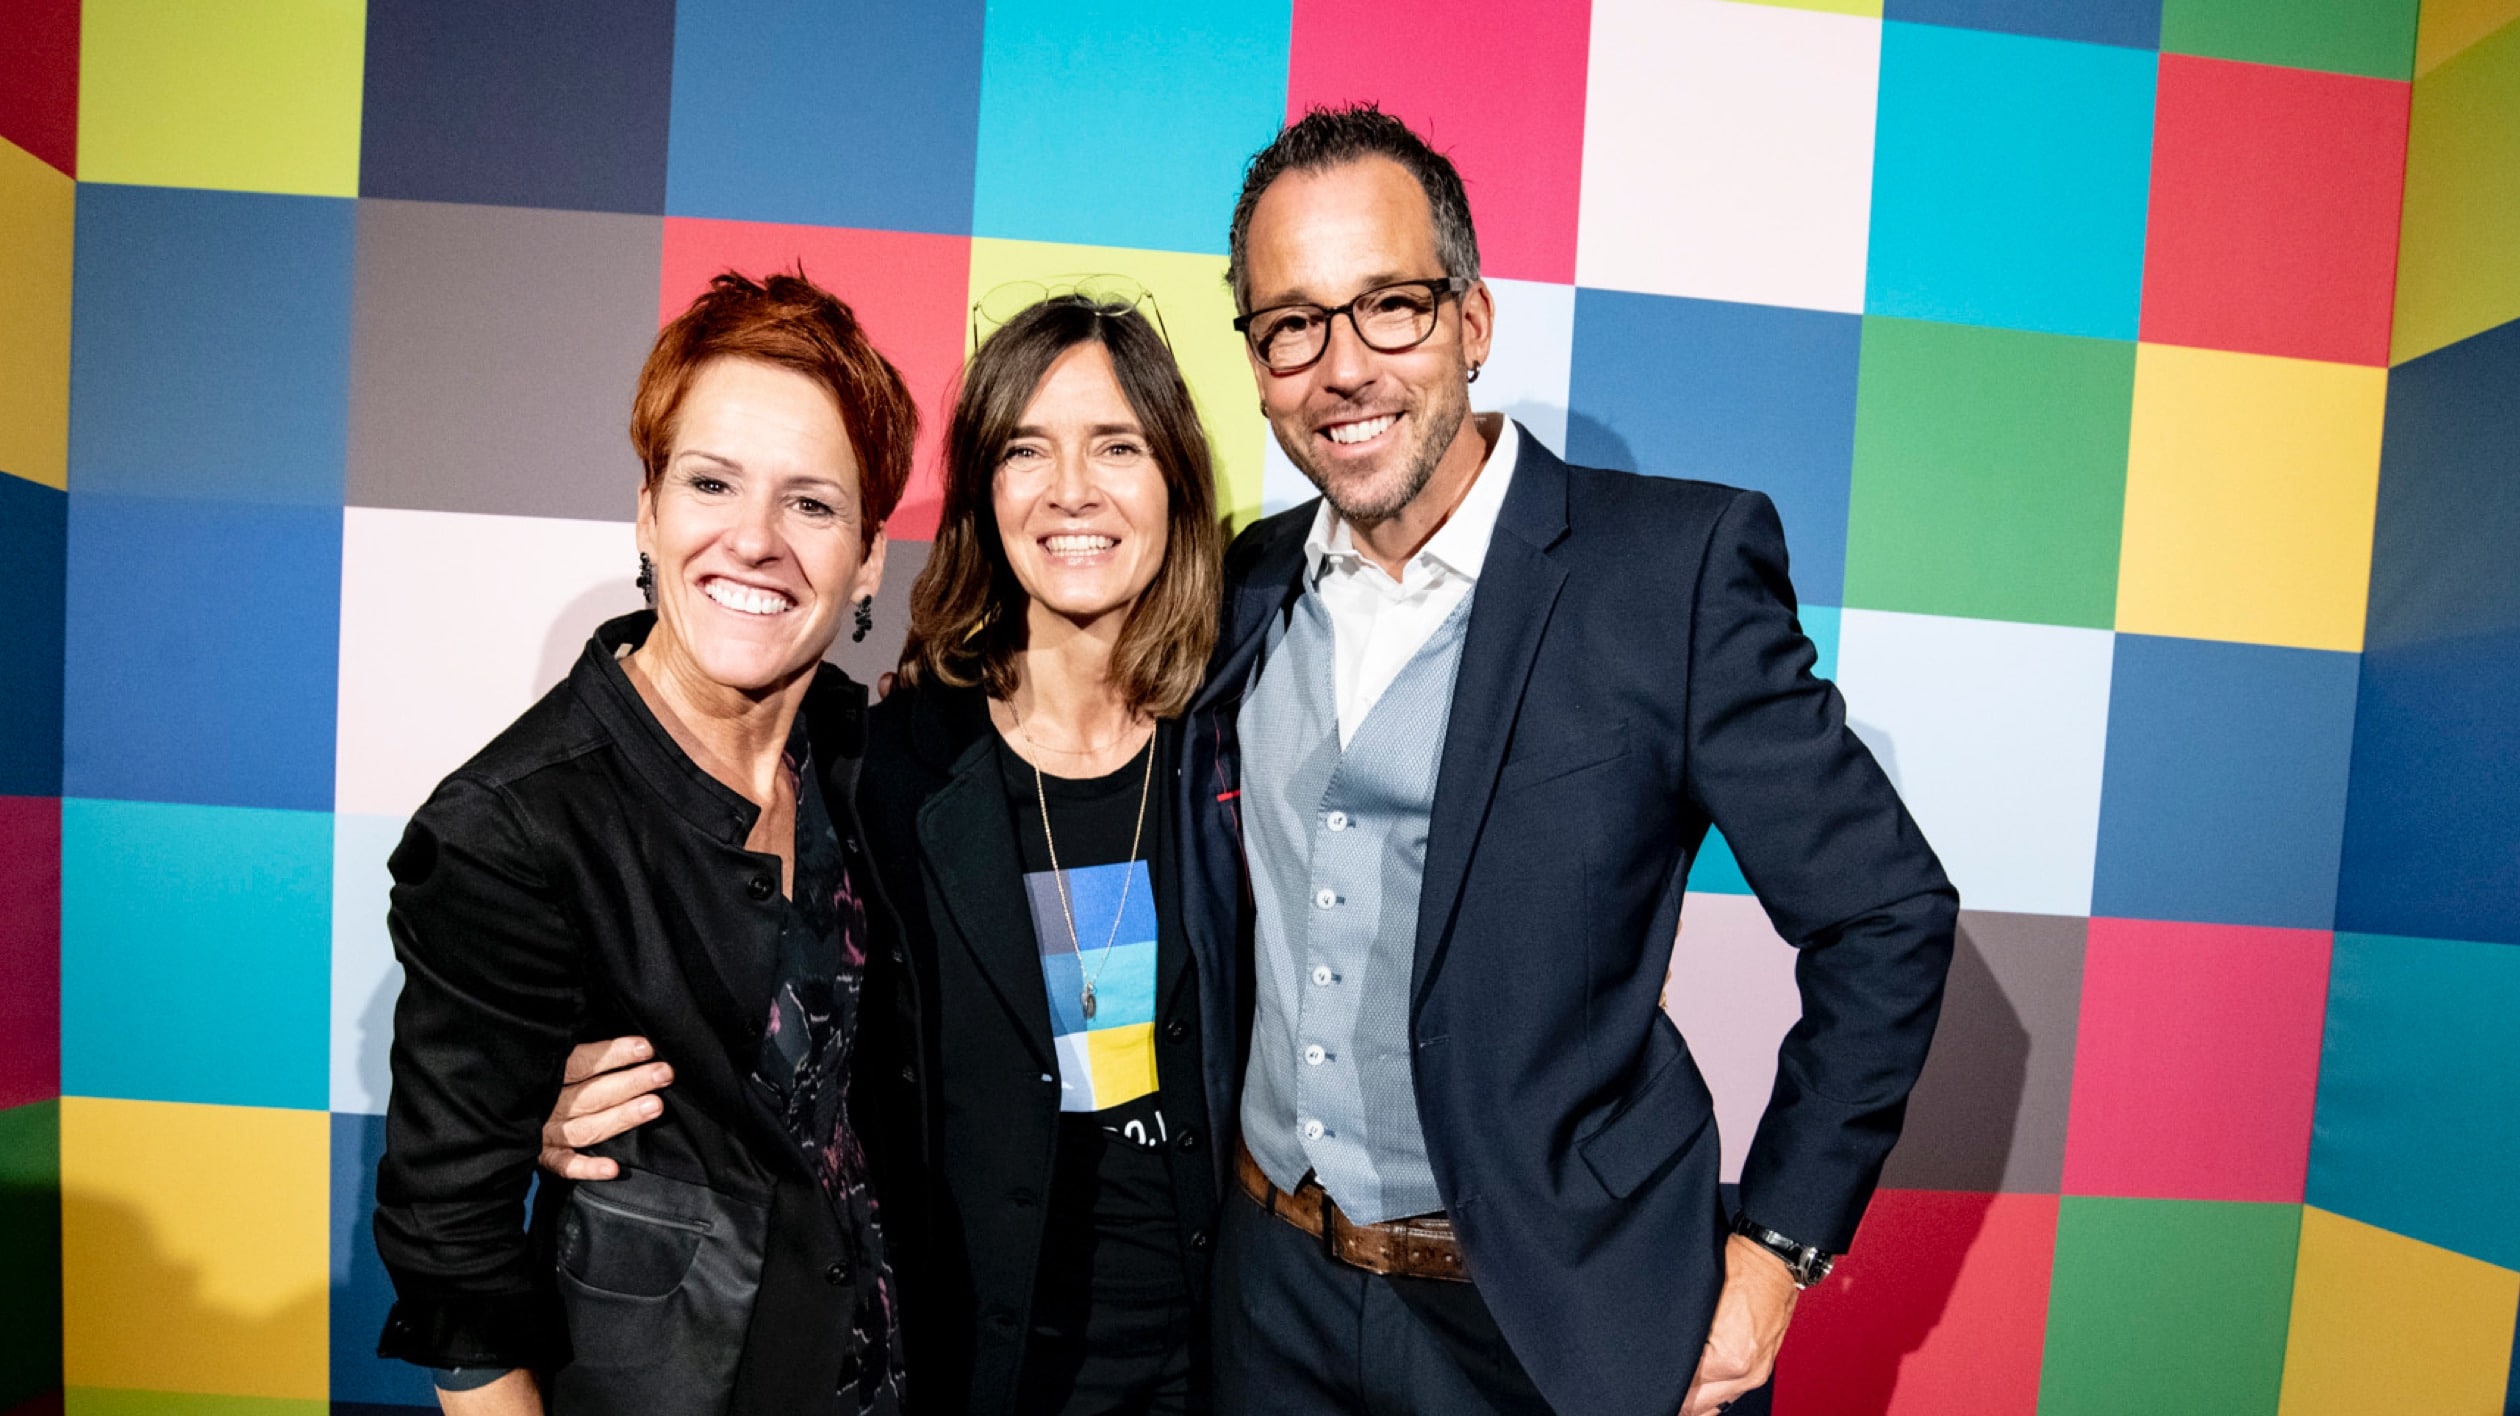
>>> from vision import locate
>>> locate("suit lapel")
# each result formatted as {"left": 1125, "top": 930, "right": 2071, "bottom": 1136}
{"left": 1413, "top": 431, "right": 1572, "bottom": 1006}
{"left": 917, "top": 735, "right": 1061, "bottom": 1071}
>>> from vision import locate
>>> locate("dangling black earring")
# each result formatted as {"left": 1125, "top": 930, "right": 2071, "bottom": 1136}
{"left": 635, "top": 553, "right": 655, "bottom": 607}
{"left": 852, "top": 596, "right": 874, "bottom": 642}
{"left": 1466, "top": 362, "right": 1482, "bottom": 384}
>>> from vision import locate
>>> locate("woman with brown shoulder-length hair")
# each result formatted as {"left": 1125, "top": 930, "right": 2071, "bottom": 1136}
{"left": 872, "top": 289, "right": 1224, "bottom": 1415}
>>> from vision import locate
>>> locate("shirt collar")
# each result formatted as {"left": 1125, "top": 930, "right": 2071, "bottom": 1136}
{"left": 1302, "top": 414, "right": 1521, "bottom": 584}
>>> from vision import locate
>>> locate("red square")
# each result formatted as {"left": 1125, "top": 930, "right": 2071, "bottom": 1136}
{"left": 0, "top": 796, "right": 61, "bottom": 1108}
{"left": 2061, "top": 919, "right": 2331, "bottom": 1203}
{"left": 0, "top": 0, "right": 79, "bottom": 175}
{"left": 1286, "top": 0, "right": 1591, "bottom": 284}
{"left": 2140, "top": 54, "right": 2408, "bottom": 367}
{"left": 1775, "top": 1190, "right": 2057, "bottom": 1416}
{"left": 659, "top": 219, "right": 971, "bottom": 542}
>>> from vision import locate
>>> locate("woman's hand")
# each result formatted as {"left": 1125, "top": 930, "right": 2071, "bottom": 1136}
{"left": 539, "top": 1036, "right": 673, "bottom": 1180}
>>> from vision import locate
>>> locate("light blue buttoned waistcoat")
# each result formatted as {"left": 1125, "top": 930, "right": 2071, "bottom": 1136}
{"left": 1237, "top": 582, "right": 1473, "bottom": 1225}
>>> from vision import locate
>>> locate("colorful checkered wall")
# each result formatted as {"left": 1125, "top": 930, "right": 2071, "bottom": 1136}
{"left": 2, "top": 1, "right": 2517, "bottom": 1412}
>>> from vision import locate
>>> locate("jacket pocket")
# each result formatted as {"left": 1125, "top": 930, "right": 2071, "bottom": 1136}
{"left": 549, "top": 1166, "right": 767, "bottom": 1395}
{"left": 1496, "top": 722, "right": 1630, "bottom": 796}
{"left": 1577, "top": 1043, "right": 1717, "bottom": 1200}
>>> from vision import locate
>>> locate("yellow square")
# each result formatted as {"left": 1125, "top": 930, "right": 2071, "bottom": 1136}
{"left": 0, "top": 139, "right": 73, "bottom": 490}
{"left": 2116, "top": 343, "right": 2386, "bottom": 652}
{"left": 2276, "top": 1207, "right": 2519, "bottom": 1416}
{"left": 61, "top": 1098, "right": 329, "bottom": 1401}
{"left": 78, "top": 0, "right": 365, "bottom": 198}
{"left": 1084, "top": 1022, "right": 1159, "bottom": 1112}
{"left": 968, "top": 239, "right": 1270, "bottom": 528}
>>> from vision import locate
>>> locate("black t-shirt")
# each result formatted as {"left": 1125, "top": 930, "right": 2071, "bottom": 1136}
{"left": 995, "top": 731, "right": 1187, "bottom": 1305}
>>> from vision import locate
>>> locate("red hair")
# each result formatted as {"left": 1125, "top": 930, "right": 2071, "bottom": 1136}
{"left": 631, "top": 270, "right": 918, "bottom": 536}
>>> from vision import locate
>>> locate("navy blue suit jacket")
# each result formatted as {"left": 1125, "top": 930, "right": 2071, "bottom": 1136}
{"left": 1174, "top": 429, "right": 1957, "bottom": 1416}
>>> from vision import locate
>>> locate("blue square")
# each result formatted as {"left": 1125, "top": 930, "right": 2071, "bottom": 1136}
{"left": 1568, "top": 291, "right": 1861, "bottom": 604}
{"left": 2092, "top": 634, "right": 2360, "bottom": 930}
{"left": 973, "top": 0, "right": 1291, "bottom": 254}
{"left": 69, "top": 185, "right": 353, "bottom": 505}
{"left": 0, "top": 477, "right": 65, "bottom": 797}
{"left": 60, "top": 799, "right": 330, "bottom": 1110}
{"left": 2307, "top": 932, "right": 2520, "bottom": 1272}
{"left": 667, "top": 0, "right": 986, "bottom": 235}
{"left": 333, "top": 1111, "right": 436, "bottom": 1407}
{"left": 1866, "top": 23, "right": 2157, "bottom": 340}
{"left": 360, "top": 0, "right": 676, "bottom": 213}
{"left": 2338, "top": 317, "right": 2520, "bottom": 948}
{"left": 63, "top": 496, "right": 339, "bottom": 812}
{"left": 1884, "top": 0, "right": 2162, "bottom": 49}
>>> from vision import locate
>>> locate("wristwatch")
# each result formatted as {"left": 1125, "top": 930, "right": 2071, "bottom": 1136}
{"left": 1730, "top": 1213, "right": 1836, "bottom": 1288}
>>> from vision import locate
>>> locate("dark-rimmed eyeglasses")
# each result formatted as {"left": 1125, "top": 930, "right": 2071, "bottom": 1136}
{"left": 1233, "top": 276, "right": 1471, "bottom": 374}
{"left": 971, "top": 274, "right": 1170, "bottom": 350}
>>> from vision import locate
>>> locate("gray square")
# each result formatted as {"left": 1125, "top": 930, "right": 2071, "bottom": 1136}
{"left": 350, "top": 199, "right": 661, "bottom": 522}
{"left": 1879, "top": 909, "right": 2086, "bottom": 1194}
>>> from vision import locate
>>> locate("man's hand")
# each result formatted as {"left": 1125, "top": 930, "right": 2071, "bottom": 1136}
{"left": 539, "top": 1036, "right": 671, "bottom": 1180}
{"left": 1679, "top": 1233, "right": 1802, "bottom": 1416}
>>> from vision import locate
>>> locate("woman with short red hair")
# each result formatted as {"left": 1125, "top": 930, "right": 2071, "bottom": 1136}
{"left": 373, "top": 271, "right": 924, "bottom": 1416}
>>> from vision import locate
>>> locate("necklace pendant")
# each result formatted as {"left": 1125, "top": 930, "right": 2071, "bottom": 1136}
{"left": 1081, "top": 984, "right": 1098, "bottom": 1021}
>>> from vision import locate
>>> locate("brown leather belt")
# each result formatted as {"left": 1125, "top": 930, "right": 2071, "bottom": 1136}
{"left": 1237, "top": 1141, "right": 1468, "bottom": 1282}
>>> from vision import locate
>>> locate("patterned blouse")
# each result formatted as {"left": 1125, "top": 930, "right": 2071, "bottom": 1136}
{"left": 751, "top": 726, "right": 904, "bottom": 1415}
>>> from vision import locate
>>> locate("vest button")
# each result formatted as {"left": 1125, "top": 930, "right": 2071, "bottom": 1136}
{"left": 1302, "top": 1119, "right": 1325, "bottom": 1141}
{"left": 747, "top": 874, "right": 774, "bottom": 901}
{"left": 1303, "top": 1044, "right": 1326, "bottom": 1066}
{"left": 1312, "top": 965, "right": 1335, "bottom": 986}
{"left": 1313, "top": 887, "right": 1337, "bottom": 909}
{"left": 1325, "top": 810, "right": 1350, "bottom": 831}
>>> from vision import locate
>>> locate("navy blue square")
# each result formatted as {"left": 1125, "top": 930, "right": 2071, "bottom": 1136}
{"left": 1567, "top": 289, "right": 1861, "bottom": 605}
{"left": 62, "top": 496, "right": 339, "bottom": 812}
{"left": 667, "top": 0, "right": 986, "bottom": 235}
{"left": 2337, "top": 317, "right": 2520, "bottom": 947}
{"left": 1885, "top": 0, "right": 2162, "bottom": 50}
{"left": 69, "top": 186, "right": 353, "bottom": 506}
{"left": 361, "top": 0, "right": 676, "bottom": 213}
{"left": 2092, "top": 634, "right": 2359, "bottom": 930}
{"left": 333, "top": 1111, "right": 436, "bottom": 1408}
{"left": 0, "top": 478, "right": 65, "bottom": 798}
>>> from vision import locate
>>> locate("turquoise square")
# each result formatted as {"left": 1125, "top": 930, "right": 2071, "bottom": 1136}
{"left": 972, "top": 0, "right": 1291, "bottom": 254}
{"left": 2306, "top": 932, "right": 2520, "bottom": 1272}
{"left": 61, "top": 799, "right": 331, "bottom": 1110}
{"left": 1866, "top": 22, "right": 2157, "bottom": 339}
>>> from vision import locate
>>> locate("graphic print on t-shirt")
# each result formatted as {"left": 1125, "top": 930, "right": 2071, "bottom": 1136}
{"left": 1023, "top": 860, "right": 1162, "bottom": 1127}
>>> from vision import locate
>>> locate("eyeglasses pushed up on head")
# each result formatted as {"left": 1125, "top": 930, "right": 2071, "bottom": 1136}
{"left": 1233, "top": 276, "right": 1472, "bottom": 374}
{"left": 970, "top": 274, "right": 1170, "bottom": 350}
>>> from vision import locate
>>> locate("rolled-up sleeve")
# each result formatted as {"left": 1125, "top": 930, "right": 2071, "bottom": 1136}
{"left": 1681, "top": 489, "right": 1959, "bottom": 1254}
{"left": 373, "top": 775, "right": 581, "bottom": 1369}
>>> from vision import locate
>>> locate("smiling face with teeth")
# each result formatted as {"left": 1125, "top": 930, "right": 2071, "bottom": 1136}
{"left": 1241, "top": 155, "right": 1495, "bottom": 543}
{"left": 635, "top": 357, "right": 887, "bottom": 704}
{"left": 992, "top": 341, "right": 1170, "bottom": 639}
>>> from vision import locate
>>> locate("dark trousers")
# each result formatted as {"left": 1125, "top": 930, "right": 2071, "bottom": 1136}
{"left": 1014, "top": 1278, "right": 1198, "bottom": 1416}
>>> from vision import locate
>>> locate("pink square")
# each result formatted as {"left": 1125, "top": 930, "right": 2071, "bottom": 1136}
{"left": 0, "top": 796, "right": 60, "bottom": 1108}
{"left": 2140, "top": 55, "right": 2408, "bottom": 367}
{"left": 1776, "top": 1190, "right": 2057, "bottom": 1416}
{"left": 2061, "top": 918, "right": 2331, "bottom": 1202}
{"left": 1286, "top": 0, "right": 1591, "bottom": 284}
{"left": 659, "top": 219, "right": 972, "bottom": 541}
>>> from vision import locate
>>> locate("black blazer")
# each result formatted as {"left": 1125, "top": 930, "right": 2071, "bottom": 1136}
{"left": 1179, "top": 431, "right": 1957, "bottom": 1416}
{"left": 859, "top": 681, "right": 1215, "bottom": 1416}
{"left": 373, "top": 612, "right": 925, "bottom": 1416}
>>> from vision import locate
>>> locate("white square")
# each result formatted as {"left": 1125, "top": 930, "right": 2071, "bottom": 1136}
{"left": 1834, "top": 609, "right": 2115, "bottom": 917}
{"left": 1254, "top": 276, "right": 1577, "bottom": 520}
{"left": 1577, "top": 0, "right": 1880, "bottom": 314}
{"left": 332, "top": 812, "right": 407, "bottom": 1115}
{"left": 1664, "top": 893, "right": 1803, "bottom": 1184}
{"left": 335, "top": 507, "right": 640, "bottom": 819}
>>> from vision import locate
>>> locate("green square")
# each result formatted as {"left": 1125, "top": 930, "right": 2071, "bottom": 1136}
{"left": 66, "top": 1393, "right": 326, "bottom": 1416}
{"left": 2037, "top": 1198, "right": 2301, "bottom": 1416}
{"left": 77, "top": 0, "right": 367, "bottom": 196}
{"left": 0, "top": 1101, "right": 62, "bottom": 1406}
{"left": 1844, "top": 317, "right": 2134, "bottom": 629}
{"left": 2162, "top": 0, "right": 2421, "bottom": 80}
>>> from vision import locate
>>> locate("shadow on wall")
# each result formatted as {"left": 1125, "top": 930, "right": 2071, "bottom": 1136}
{"left": 0, "top": 1169, "right": 63, "bottom": 1408}
{"left": 55, "top": 1189, "right": 326, "bottom": 1404}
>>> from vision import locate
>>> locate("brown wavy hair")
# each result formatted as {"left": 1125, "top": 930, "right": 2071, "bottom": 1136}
{"left": 631, "top": 269, "right": 917, "bottom": 545}
{"left": 898, "top": 297, "right": 1220, "bottom": 718}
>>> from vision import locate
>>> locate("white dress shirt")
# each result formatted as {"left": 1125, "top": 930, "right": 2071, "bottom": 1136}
{"left": 1302, "top": 414, "right": 1520, "bottom": 747}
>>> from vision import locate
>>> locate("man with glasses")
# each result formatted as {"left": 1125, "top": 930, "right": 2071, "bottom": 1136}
{"left": 1180, "top": 106, "right": 1956, "bottom": 1416}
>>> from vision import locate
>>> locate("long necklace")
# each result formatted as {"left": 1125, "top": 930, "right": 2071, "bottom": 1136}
{"left": 1020, "top": 717, "right": 1155, "bottom": 1022}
